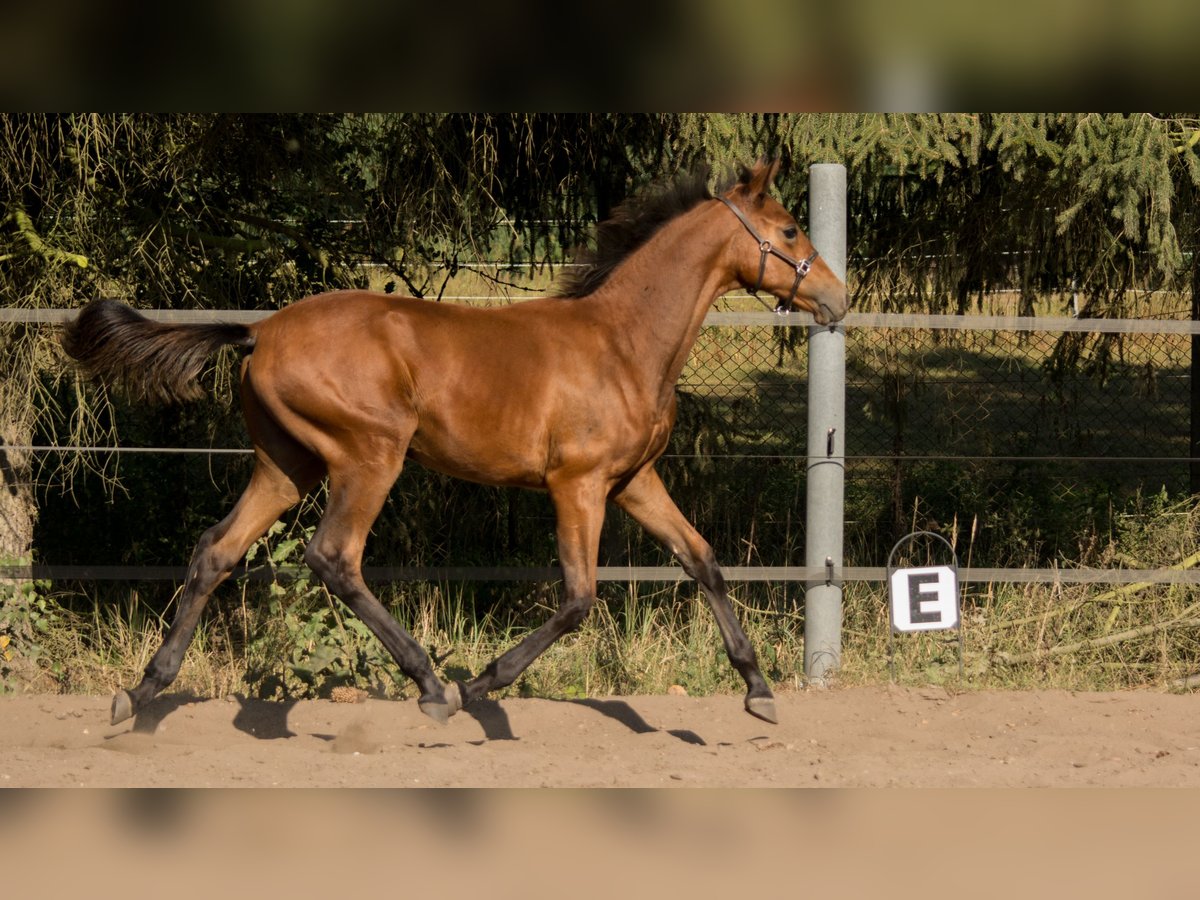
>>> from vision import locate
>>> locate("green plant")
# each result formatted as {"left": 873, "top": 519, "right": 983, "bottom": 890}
{"left": 0, "top": 558, "right": 60, "bottom": 692}
{"left": 240, "top": 521, "right": 399, "bottom": 700}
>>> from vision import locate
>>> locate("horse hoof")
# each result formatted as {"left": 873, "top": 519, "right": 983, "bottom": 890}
{"left": 418, "top": 698, "right": 452, "bottom": 725}
{"left": 111, "top": 690, "right": 134, "bottom": 726}
{"left": 745, "top": 695, "right": 778, "bottom": 724}
{"left": 417, "top": 682, "right": 462, "bottom": 725}
{"left": 444, "top": 680, "right": 463, "bottom": 715}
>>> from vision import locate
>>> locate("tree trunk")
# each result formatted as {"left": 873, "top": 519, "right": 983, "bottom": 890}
{"left": 0, "top": 419, "right": 35, "bottom": 564}
{"left": 1191, "top": 256, "right": 1200, "bottom": 495}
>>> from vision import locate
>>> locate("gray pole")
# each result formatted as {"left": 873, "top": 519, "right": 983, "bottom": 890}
{"left": 804, "top": 163, "right": 847, "bottom": 685}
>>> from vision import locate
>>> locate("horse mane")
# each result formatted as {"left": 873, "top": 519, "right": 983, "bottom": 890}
{"left": 554, "top": 163, "right": 715, "bottom": 299}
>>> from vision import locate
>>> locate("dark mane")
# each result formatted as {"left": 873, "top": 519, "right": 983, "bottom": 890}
{"left": 555, "top": 164, "right": 713, "bottom": 299}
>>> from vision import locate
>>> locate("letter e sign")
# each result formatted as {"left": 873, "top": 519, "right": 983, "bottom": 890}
{"left": 889, "top": 566, "right": 959, "bottom": 633}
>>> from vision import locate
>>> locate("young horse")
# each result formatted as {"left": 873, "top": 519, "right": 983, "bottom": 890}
{"left": 62, "top": 158, "right": 848, "bottom": 728}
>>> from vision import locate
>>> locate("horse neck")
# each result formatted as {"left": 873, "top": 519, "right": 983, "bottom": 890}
{"left": 590, "top": 201, "right": 736, "bottom": 400}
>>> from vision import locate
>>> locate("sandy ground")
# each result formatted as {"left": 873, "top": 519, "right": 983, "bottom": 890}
{"left": 2, "top": 684, "right": 1198, "bottom": 787}
{"left": 6, "top": 685, "right": 1200, "bottom": 900}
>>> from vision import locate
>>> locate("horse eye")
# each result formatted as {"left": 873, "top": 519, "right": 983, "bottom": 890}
{"left": 782, "top": 226, "right": 798, "bottom": 241}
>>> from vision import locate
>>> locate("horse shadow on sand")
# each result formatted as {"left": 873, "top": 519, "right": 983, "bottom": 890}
{"left": 560, "top": 698, "right": 706, "bottom": 746}
{"left": 114, "top": 692, "right": 704, "bottom": 746}
{"left": 114, "top": 693, "right": 297, "bottom": 740}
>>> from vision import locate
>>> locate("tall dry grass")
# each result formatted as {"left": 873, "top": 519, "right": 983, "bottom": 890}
{"left": 8, "top": 493, "right": 1199, "bottom": 701}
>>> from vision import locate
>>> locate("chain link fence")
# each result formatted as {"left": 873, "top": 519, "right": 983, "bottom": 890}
{"left": 671, "top": 314, "right": 1194, "bottom": 569}
{"left": 680, "top": 317, "right": 1190, "bottom": 464}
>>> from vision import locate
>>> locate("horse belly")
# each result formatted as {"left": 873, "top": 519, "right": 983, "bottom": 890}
{"left": 405, "top": 428, "right": 549, "bottom": 489}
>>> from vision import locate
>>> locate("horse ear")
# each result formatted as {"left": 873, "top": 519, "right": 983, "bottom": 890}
{"left": 732, "top": 157, "right": 781, "bottom": 204}
{"left": 762, "top": 156, "right": 782, "bottom": 187}
{"left": 751, "top": 157, "right": 782, "bottom": 192}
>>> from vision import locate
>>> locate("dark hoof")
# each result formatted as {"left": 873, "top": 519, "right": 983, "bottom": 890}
{"left": 745, "top": 695, "right": 778, "bottom": 724}
{"left": 417, "top": 681, "right": 462, "bottom": 725}
{"left": 111, "top": 690, "right": 134, "bottom": 726}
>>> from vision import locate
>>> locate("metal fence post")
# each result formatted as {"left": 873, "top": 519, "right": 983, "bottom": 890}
{"left": 804, "top": 163, "right": 847, "bottom": 685}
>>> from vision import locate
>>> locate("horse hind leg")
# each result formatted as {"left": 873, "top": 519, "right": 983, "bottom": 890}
{"left": 302, "top": 458, "right": 461, "bottom": 724}
{"left": 112, "top": 456, "right": 316, "bottom": 725}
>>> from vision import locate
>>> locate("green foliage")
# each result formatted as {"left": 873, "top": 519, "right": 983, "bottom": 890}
{"left": 240, "top": 521, "right": 397, "bottom": 700}
{"left": 0, "top": 559, "right": 60, "bottom": 692}
{"left": 1109, "top": 488, "right": 1199, "bottom": 567}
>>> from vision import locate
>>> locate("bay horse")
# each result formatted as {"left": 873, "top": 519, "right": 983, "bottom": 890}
{"left": 62, "top": 158, "right": 848, "bottom": 728}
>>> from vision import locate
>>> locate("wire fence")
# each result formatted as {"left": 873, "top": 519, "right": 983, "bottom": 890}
{"left": 679, "top": 311, "right": 1199, "bottom": 578}
{"left": 4, "top": 305, "right": 1200, "bottom": 587}
{"left": 685, "top": 311, "right": 1195, "bottom": 469}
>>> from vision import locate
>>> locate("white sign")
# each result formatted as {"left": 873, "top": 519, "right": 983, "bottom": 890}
{"left": 889, "top": 565, "right": 959, "bottom": 632}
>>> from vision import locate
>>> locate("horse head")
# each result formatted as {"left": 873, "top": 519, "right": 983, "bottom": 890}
{"left": 720, "top": 158, "right": 849, "bottom": 326}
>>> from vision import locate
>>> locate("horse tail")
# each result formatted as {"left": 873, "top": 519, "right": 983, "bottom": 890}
{"left": 61, "top": 299, "right": 256, "bottom": 404}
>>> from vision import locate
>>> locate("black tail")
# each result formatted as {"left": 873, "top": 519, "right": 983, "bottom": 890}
{"left": 61, "top": 299, "right": 255, "bottom": 404}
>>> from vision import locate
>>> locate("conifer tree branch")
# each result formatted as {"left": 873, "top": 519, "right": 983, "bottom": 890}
{"left": 7, "top": 205, "right": 88, "bottom": 269}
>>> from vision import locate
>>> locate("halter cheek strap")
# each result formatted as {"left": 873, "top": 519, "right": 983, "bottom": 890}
{"left": 718, "top": 196, "right": 818, "bottom": 312}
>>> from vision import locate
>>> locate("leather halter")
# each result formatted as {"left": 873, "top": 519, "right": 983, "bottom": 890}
{"left": 718, "top": 196, "right": 818, "bottom": 312}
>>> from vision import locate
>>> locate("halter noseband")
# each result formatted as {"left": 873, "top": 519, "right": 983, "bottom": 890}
{"left": 718, "top": 196, "right": 818, "bottom": 313}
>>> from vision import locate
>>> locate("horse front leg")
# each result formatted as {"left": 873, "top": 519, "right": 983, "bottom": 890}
{"left": 459, "top": 479, "right": 605, "bottom": 706}
{"left": 612, "top": 465, "right": 777, "bottom": 723}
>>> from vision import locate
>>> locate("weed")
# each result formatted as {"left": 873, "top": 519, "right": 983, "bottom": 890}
{"left": 239, "top": 520, "right": 400, "bottom": 700}
{"left": 0, "top": 558, "right": 61, "bottom": 692}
